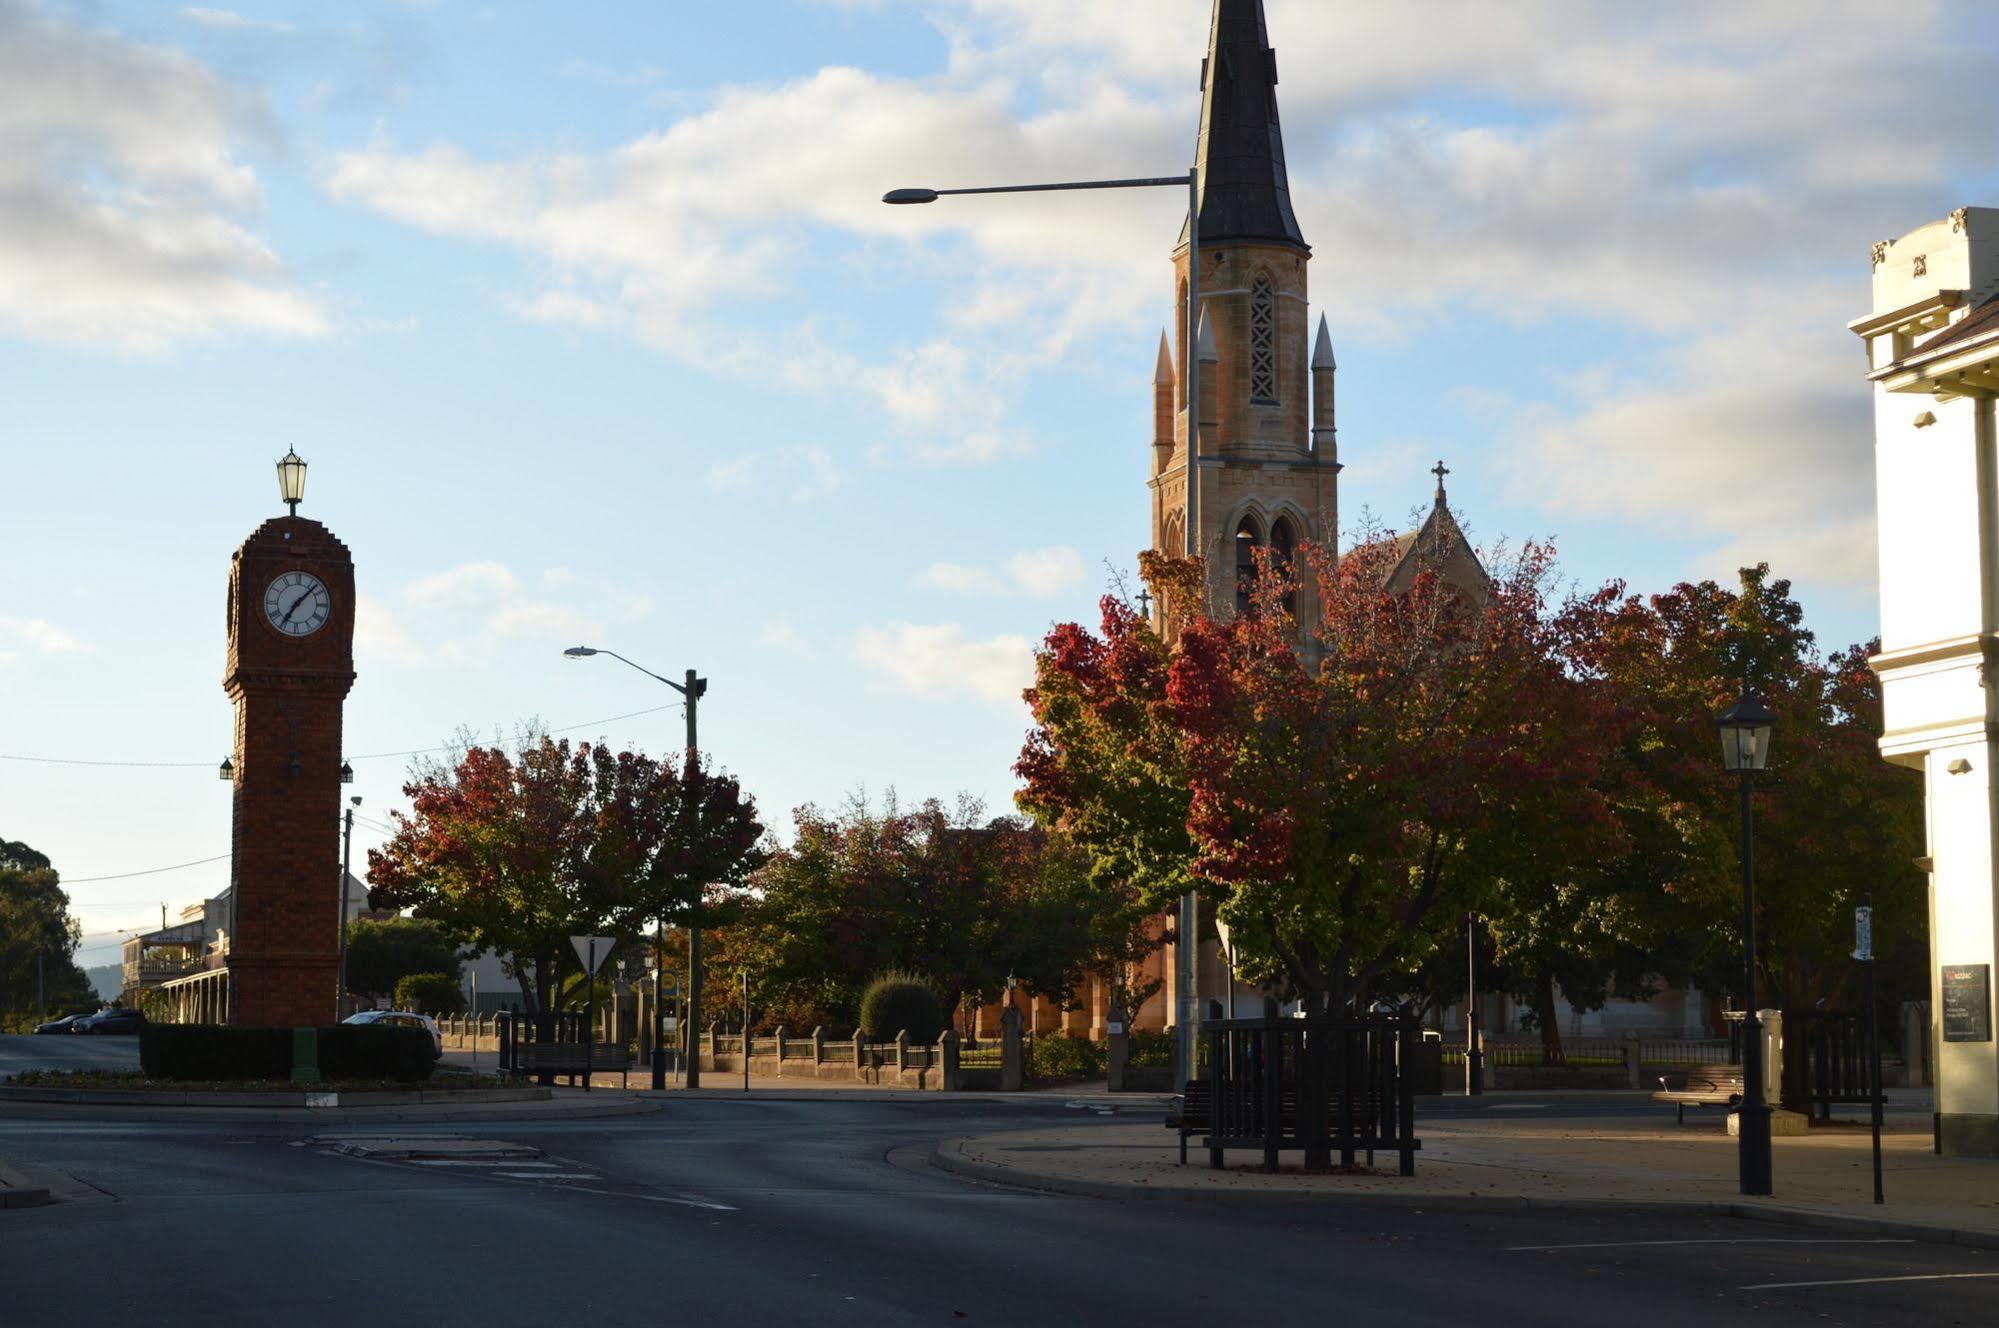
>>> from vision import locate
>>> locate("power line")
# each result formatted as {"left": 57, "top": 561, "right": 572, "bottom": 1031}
{"left": 60, "top": 854, "right": 232, "bottom": 884}
{"left": 0, "top": 703, "right": 682, "bottom": 770}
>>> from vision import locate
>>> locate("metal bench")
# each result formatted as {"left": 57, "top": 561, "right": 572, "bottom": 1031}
{"left": 511, "top": 1041, "right": 634, "bottom": 1088}
{"left": 1165, "top": 1081, "right": 1213, "bottom": 1164}
{"left": 1653, "top": 1068, "right": 1745, "bottom": 1124}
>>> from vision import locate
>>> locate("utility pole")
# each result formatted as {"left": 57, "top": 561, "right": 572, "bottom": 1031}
{"left": 683, "top": 668, "right": 705, "bottom": 1091}
{"left": 1466, "top": 914, "right": 1484, "bottom": 1096}
{"left": 742, "top": 966, "right": 750, "bottom": 1094}
{"left": 336, "top": 798, "right": 359, "bottom": 1021}
{"left": 36, "top": 948, "right": 45, "bottom": 1026}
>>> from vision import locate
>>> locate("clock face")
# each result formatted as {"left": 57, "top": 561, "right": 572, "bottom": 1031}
{"left": 263, "top": 571, "right": 331, "bottom": 638}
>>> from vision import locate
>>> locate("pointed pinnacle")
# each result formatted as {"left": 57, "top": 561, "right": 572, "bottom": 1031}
{"left": 1312, "top": 314, "right": 1336, "bottom": 371}
{"left": 1154, "top": 329, "right": 1175, "bottom": 385}
{"left": 1196, "top": 304, "right": 1219, "bottom": 362}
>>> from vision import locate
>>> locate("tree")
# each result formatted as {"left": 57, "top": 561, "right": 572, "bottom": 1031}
{"left": 394, "top": 972, "right": 468, "bottom": 1015}
{"left": 0, "top": 836, "right": 96, "bottom": 1030}
{"left": 367, "top": 736, "right": 767, "bottom": 1038}
{"left": 344, "top": 917, "right": 465, "bottom": 1004}
{"left": 723, "top": 795, "right": 1105, "bottom": 1028}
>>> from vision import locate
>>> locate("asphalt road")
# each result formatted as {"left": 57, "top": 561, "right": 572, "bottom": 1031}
{"left": 2, "top": 1082, "right": 1994, "bottom": 1327}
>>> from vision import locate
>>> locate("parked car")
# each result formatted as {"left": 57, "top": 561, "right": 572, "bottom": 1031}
{"left": 341, "top": 1009, "right": 441, "bottom": 1056}
{"left": 33, "top": 1012, "right": 92, "bottom": 1034}
{"left": 73, "top": 1007, "right": 145, "bottom": 1035}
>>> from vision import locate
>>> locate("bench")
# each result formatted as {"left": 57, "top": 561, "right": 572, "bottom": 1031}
{"left": 512, "top": 1041, "right": 634, "bottom": 1088}
{"left": 1653, "top": 1068, "right": 1745, "bottom": 1124}
{"left": 1165, "top": 1081, "right": 1213, "bottom": 1164}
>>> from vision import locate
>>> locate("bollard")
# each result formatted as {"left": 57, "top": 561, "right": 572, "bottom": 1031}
{"left": 1623, "top": 1035, "right": 1643, "bottom": 1090}
{"left": 811, "top": 1026, "right": 826, "bottom": 1069}
{"left": 941, "top": 1029, "right": 960, "bottom": 1092}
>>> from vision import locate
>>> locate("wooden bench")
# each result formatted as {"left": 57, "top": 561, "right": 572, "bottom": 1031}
{"left": 512, "top": 1041, "right": 634, "bottom": 1088}
{"left": 1165, "top": 1081, "right": 1213, "bottom": 1164}
{"left": 1653, "top": 1068, "right": 1745, "bottom": 1124}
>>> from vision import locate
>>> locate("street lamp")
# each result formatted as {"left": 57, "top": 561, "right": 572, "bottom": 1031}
{"left": 218, "top": 757, "right": 234, "bottom": 782}
{"left": 1717, "top": 683, "right": 1777, "bottom": 1196}
{"left": 564, "top": 643, "right": 708, "bottom": 1090}
{"left": 887, "top": 167, "right": 1206, "bottom": 1088}
{"left": 276, "top": 450, "right": 308, "bottom": 516}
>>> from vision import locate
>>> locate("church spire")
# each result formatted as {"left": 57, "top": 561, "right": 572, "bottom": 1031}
{"left": 1179, "top": 0, "right": 1308, "bottom": 253}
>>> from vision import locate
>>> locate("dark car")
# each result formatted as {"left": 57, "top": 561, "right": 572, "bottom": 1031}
{"left": 33, "top": 1012, "right": 91, "bottom": 1034}
{"left": 73, "top": 1007, "right": 145, "bottom": 1035}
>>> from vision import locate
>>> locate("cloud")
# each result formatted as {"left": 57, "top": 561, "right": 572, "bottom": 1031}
{"left": 177, "top": 8, "right": 294, "bottom": 33}
{"left": 703, "top": 445, "right": 844, "bottom": 503}
{"left": 917, "top": 545, "right": 1085, "bottom": 598}
{"left": 757, "top": 618, "right": 808, "bottom": 654}
{"left": 0, "top": 2, "right": 327, "bottom": 350}
{"left": 853, "top": 621, "right": 1034, "bottom": 705}
{"left": 0, "top": 616, "right": 86, "bottom": 656}
{"left": 355, "top": 559, "right": 659, "bottom": 666}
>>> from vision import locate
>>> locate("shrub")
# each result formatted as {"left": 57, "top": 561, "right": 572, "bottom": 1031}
{"left": 318, "top": 1024, "right": 437, "bottom": 1083}
{"left": 1030, "top": 1032, "right": 1105, "bottom": 1082}
{"left": 141, "top": 1026, "right": 292, "bottom": 1080}
{"left": 393, "top": 971, "right": 466, "bottom": 1015}
{"left": 858, "top": 971, "right": 945, "bottom": 1044}
{"left": 136, "top": 1023, "right": 435, "bottom": 1082}
{"left": 1126, "top": 1029, "right": 1176, "bottom": 1069}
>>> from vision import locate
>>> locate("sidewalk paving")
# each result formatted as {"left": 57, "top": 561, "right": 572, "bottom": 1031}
{"left": 931, "top": 1104, "right": 1999, "bottom": 1247}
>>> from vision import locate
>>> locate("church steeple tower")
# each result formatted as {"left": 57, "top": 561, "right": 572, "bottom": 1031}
{"left": 1180, "top": 0, "right": 1308, "bottom": 253}
{"left": 1151, "top": 0, "right": 1339, "bottom": 625}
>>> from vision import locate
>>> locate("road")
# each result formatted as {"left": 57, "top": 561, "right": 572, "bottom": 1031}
{"left": 2, "top": 1068, "right": 1994, "bottom": 1326}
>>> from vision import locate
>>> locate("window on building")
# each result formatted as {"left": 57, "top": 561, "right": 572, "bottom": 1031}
{"left": 1250, "top": 274, "right": 1277, "bottom": 403}
{"left": 1271, "top": 516, "right": 1297, "bottom": 615}
{"left": 1235, "top": 515, "right": 1263, "bottom": 615}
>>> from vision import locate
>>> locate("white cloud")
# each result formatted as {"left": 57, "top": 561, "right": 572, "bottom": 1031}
{"left": 177, "top": 8, "right": 294, "bottom": 33}
{"left": 704, "top": 445, "right": 844, "bottom": 503}
{"left": 757, "top": 618, "right": 808, "bottom": 654}
{"left": 917, "top": 545, "right": 1084, "bottom": 598}
{"left": 357, "top": 560, "right": 661, "bottom": 666}
{"left": 853, "top": 621, "right": 1034, "bottom": 705}
{"left": 0, "top": 3, "right": 327, "bottom": 350}
{"left": 403, "top": 560, "right": 517, "bottom": 610}
{"left": 0, "top": 616, "right": 86, "bottom": 655}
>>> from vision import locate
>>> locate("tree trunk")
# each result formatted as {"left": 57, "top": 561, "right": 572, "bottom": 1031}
{"left": 1534, "top": 969, "right": 1566, "bottom": 1068}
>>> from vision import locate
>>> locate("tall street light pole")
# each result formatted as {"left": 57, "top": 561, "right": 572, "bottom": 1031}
{"left": 1718, "top": 684, "right": 1777, "bottom": 1196}
{"left": 337, "top": 794, "right": 359, "bottom": 1021}
{"left": 886, "top": 167, "right": 1205, "bottom": 1087}
{"left": 564, "top": 645, "right": 707, "bottom": 1089}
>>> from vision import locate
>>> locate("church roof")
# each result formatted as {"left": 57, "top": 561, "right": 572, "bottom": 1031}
{"left": 1377, "top": 468, "right": 1491, "bottom": 598}
{"left": 1177, "top": 0, "right": 1309, "bottom": 254}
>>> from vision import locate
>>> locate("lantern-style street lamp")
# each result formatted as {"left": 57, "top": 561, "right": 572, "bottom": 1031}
{"left": 218, "top": 757, "right": 234, "bottom": 782}
{"left": 276, "top": 450, "right": 308, "bottom": 516}
{"left": 1717, "top": 684, "right": 1777, "bottom": 1196}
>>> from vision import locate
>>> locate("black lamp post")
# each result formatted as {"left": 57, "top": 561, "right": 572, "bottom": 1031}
{"left": 1717, "top": 684, "right": 1776, "bottom": 1196}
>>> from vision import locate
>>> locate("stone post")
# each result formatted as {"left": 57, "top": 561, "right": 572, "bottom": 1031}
{"left": 1106, "top": 1006, "right": 1130, "bottom": 1093}
{"left": 941, "top": 1029, "right": 960, "bottom": 1092}
{"left": 895, "top": 1030, "right": 910, "bottom": 1073}
{"left": 1902, "top": 1001, "right": 1932, "bottom": 1087}
{"left": 1622, "top": 1035, "right": 1643, "bottom": 1089}
{"left": 773, "top": 1026, "right": 786, "bottom": 1069}
{"left": 707, "top": 1021, "right": 719, "bottom": 1072}
{"left": 1000, "top": 1005, "right": 1024, "bottom": 1092}
{"left": 811, "top": 1026, "right": 825, "bottom": 1067}
{"left": 853, "top": 1027, "right": 867, "bottom": 1082}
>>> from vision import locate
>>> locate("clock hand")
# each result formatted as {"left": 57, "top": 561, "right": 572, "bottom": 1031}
{"left": 280, "top": 589, "right": 314, "bottom": 624}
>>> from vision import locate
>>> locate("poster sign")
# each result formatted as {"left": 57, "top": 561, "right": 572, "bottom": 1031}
{"left": 1852, "top": 906, "right": 1873, "bottom": 962}
{"left": 1942, "top": 964, "right": 1992, "bottom": 1042}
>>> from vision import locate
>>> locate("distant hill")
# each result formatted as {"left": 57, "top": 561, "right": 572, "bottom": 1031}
{"left": 85, "top": 965, "right": 122, "bottom": 1002}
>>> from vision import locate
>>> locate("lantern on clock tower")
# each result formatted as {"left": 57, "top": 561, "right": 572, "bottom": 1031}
{"left": 220, "top": 452, "right": 356, "bottom": 1027}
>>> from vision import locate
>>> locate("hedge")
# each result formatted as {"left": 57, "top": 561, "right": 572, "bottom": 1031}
{"left": 858, "top": 972, "right": 946, "bottom": 1044}
{"left": 138, "top": 1024, "right": 435, "bottom": 1083}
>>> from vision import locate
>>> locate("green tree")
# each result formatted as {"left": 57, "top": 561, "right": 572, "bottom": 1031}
{"left": 1, "top": 836, "right": 97, "bottom": 1030}
{"left": 393, "top": 971, "right": 468, "bottom": 1015}
{"left": 344, "top": 917, "right": 465, "bottom": 1004}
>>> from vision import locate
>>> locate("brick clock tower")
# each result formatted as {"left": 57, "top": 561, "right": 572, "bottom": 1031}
{"left": 222, "top": 451, "right": 356, "bottom": 1027}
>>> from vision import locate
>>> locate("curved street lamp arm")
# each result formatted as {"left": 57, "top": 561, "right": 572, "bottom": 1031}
{"left": 594, "top": 649, "right": 688, "bottom": 695}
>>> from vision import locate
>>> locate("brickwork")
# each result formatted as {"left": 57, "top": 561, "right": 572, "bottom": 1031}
{"left": 222, "top": 517, "right": 356, "bottom": 1029}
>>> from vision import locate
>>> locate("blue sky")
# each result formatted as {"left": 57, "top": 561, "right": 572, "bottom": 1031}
{"left": 5, "top": 0, "right": 1997, "bottom": 968}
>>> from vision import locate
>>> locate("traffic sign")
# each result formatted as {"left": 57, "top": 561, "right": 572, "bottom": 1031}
{"left": 570, "top": 935, "right": 618, "bottom": 975}
{"left": 1853, "top": 906, "right": 1874, "bottom": 962}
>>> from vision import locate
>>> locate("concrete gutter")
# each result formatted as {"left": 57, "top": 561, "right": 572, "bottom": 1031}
{"left": 926, "top": 1137, "right": 1999, "bottom": 1252}
{"left": 0, "top": 1085, "right": 550, "bottom": 1107}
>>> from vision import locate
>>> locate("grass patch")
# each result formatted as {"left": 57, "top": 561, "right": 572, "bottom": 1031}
{"left": 4, "top": 1068, "right": 503, "bottom": 1093}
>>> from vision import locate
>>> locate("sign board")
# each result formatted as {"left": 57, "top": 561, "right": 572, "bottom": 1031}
{"left": 1942, "top": 964, "right": 1992, "bottom": 1043}
{"left": 1106, "top": 1022, "right": 1125, "bottom": 1035}
{"left": 569, "top": 935, "right": 618, "bottom": 976}
{"left": 1853, "top": 906, "right": 1873, "bottom": 962}
{"left": 661, "top": 1016, "right": 679, "bottom": 1035}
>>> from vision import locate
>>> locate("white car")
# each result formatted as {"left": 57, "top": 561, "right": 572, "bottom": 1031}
{"left": 342, "top": 1009, "right": 442, "bottom": 1056}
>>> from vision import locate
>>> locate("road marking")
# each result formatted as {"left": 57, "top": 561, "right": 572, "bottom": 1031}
{"left": 1742, "top": 1273, "right": 1999, "bottom": 1291}
{"left": 502, "top": 1171, "right": 596, "bottom": 1180}
{"left": 1509, "top": 1238, "right": 1915, "bottom": 1253}
{"left": 1484, "top": 1104, "right": 1549, "bottom": 1111}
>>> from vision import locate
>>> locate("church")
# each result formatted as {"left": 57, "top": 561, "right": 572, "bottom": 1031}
{"left": 990, "top": 0, "right": 1716, "bottom": 1049}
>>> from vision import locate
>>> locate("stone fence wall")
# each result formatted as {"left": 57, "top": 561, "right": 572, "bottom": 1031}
{"left": 698, "top": 1026, "right": 961, "bottom": 1091}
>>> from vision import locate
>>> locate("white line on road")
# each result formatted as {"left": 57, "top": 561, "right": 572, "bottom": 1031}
{"left": 1509, "top": 1238, "right": 1916, "bottom": 1252}
{"left": 502, "top": 1172, "right": 595, "bottom": 1179}
{"left": 1482, "top": 1105, "right": 1550, "bottom": 1111}
{"left": 1743, "top": 1273, "right": 1999, "bottom": 1291}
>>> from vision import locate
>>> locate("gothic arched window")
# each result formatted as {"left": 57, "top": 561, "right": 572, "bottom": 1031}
{"left": 1271, "top": 516, "right": 1297, "bottom": 616}
{"left": 1235, "top": 515, "right": 1263, "bottom": 616}
{"left": 1249, "top": 273, "right": 1278, "bottom": 404}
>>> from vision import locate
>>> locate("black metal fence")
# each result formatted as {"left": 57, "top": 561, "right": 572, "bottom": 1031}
{"left": 1200, "top": 1002, "right": 1420, "bottom": 1176}
{"left": 1794, "top": 1011, "right": 1882, "bottom": 1116}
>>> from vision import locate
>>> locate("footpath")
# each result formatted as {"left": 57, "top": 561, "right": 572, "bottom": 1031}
{"left": 930, "top": 1095, "right": 1999, "bottom": 1248}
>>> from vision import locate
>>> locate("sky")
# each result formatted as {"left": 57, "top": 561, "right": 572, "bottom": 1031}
{"left": 4, "top": 0, "right": 1997, "bottom": 969}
